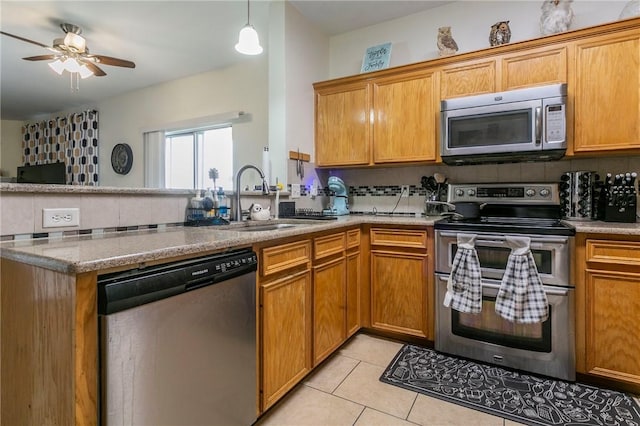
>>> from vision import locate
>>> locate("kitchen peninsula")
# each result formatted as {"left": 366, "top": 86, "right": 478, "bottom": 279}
{"left": 3, "top": 192, "right": 640, "bottom": 425}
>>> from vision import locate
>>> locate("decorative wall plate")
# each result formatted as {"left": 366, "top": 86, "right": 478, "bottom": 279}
{"left": 111, "top": 143, "right": 133, "bottom": 175}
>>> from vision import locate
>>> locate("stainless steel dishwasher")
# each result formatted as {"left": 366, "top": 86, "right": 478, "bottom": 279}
{"left": 97, "top": 249, "right": 257, "bottom": 426}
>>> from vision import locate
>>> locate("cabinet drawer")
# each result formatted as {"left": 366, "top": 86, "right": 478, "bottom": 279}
{"left": 261, "top": 240, "right": 311, "bottom": 276}
{"left": 346, "top": 229, "right": 361, "bottom": 249}
{"left": 586, "top": 240, "right": 640, "bottom": 267}
{"left": 314, "top": 232, "right": 346, "bottom": 260}
{"left": 370, "top": 228, "right": 428, "bottom": 249}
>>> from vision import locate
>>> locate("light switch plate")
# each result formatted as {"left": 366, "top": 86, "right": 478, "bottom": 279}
{"left": 43, "top": 208, "right": 80, "bottom": 228}
{"left": 291, "top": 184, "right": 301, "bottom": 199}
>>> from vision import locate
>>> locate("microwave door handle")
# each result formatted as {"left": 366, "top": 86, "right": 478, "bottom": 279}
{"left": 535, "top": 106, "right": 542, "bottom": 145}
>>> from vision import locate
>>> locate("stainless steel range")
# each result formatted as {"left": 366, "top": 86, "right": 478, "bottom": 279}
{"left": 434, "top": 182, "right": 576, "bottom": 381}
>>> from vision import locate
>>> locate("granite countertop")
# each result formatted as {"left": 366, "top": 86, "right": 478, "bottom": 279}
{"left": 563, "top": 220, "right": 640, "bottom": 235}
{"left": 3, "top": 213, "right": 640, "bottom": 275}
{"left": 0, "top": 215, "right": 438, "bottom": 274}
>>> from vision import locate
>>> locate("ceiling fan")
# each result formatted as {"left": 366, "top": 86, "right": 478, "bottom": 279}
{"left": 0, "top": 23, "right": 135, "bottom": 77}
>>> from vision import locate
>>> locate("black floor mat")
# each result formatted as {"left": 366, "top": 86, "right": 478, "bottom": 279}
{"left": 380, "top": 344, "right": 640, "bottom": 426}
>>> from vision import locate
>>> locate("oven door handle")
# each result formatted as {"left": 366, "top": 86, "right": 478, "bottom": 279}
{"left": 480, "top": 279, "right": 572, "bottom": 296}
{"left": 437, "top": 231, "right": 569, "bottom": 245}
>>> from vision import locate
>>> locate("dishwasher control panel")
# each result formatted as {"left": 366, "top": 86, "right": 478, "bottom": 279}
{"left": 97, "top": 249, "right": 257, "bottom": 315}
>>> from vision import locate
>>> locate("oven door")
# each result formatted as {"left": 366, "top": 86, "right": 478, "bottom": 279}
{"left": 435, "top": 274, "right": 575, "bottom": 381}
{"left": 435, "top": 230, "right": 572, "bottom": 286}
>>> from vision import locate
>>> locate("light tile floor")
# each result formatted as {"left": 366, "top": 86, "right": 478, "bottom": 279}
{"left": 256, "top": 333, "right": 525, "bottom": 426}
{"left": 258, "top": 333, "right": 640, "bottom": 426}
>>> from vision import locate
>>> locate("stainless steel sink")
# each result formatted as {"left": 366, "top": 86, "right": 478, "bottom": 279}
{"left": 234, "top": 223, "right": 302, "bottom": 232}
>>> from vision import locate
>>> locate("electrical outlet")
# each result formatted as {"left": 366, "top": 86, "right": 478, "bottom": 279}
{"left": 43, "top": 208, "right": 80, "bottom": 228}
{"left": 291, "top": 184, "right": 301, "bottom": 199}
{"left": 401, "top": 185, "right": 410, "bottom": 198}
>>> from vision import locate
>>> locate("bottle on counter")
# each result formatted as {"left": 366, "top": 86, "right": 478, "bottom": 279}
{"left": 203, "top": 188, "right": 215, "bottom": 217}
{"left": 217, "top": 187, "right": 228, "bottom": 218}
{"left": 190, "top": 190, "right": 204, "bottom": 209}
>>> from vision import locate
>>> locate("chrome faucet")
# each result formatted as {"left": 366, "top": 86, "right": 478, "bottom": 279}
{"left": 234, "top": 164, "right": 270, "bottom": 221}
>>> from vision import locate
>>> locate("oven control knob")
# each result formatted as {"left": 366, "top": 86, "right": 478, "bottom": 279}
{"left": 540, "top": 188, "right": 551, "bottom": 197}
{"left": 455, "top": 189, "right": 464, "bottom": 196}
{"left": 526, "top": 188, "right": 536, "bottom": 197}
{"left": 467, "top": 189, "right": 476, "bottom": 196}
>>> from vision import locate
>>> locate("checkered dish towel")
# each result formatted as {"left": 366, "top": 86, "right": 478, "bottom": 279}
{"left": 495, "top": 236, "right": 549, "bottom": 323}
{"left": 443, "top": 234, "right": 482, "bottom": 314}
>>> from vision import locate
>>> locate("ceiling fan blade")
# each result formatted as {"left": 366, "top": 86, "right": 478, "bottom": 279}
{"left": 0, "top": 31, "right": 51, "bottom": 49}
{"left": 90, "top": 54, "right": 135, "bottom": 68}
{"left": 22, "top": 54, "right": 57, "bottom": 61}
{"left": 82, "top": 61, "right": 107, "bottom": 77}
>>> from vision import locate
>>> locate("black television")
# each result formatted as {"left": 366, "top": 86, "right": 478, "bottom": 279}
{"left": 17, "top": 162, "right": 67, "bottom": 184}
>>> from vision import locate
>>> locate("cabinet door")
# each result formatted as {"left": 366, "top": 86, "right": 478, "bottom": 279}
{"left": 440, "top": 59, "right": 496, "bottom": 99}
{"left": 313, "top": 257, "right": 346, "bottom": 365}
{"left": 372, "top": 70, "right": 438, "bottom": 163}
{"left": 573, "top": 30, "right": 640, "bottom": 152}
{"left": 370, "top": 251, "right": 428, "bottom": 338}
{"left": 501, "top": 46, "right": 567, "bottom": 91}
{"left": 261, "top": 270, "right": 312, "bottom": 410}
{"left": 346, "top": 250, "right": 361, "bottom": 337}
{"left": 315, "top": 83, "right": 370, "bottom": 166}
{"left": 585, "top": 270, "right": 640, "bottom": 386}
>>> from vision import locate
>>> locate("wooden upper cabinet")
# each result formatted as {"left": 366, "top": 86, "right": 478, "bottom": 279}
{"left": 440, "top": 59, "right": 496, "bottom": 99}
{"left": 315, "top": 83, "right": 370, "bottom": 166}
{"left": 572, "top": 29, "right": 640, "bottom": 152}
{"left": 372, "top": 70, "right": 438, "bottom": 163}
{"left": 500, "top": 46, "right": 567, "bottom": 90}
{"left": 439, "top": 46, "right": 566, "bottom": 100}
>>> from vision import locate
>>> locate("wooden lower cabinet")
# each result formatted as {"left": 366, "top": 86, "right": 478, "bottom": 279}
{"left": 313, "top": 256, "right": 347, "bottom": 364}
{"left": 346, "top": 250, "right": 361, "bottom": 337}
{"left": 370, "top": 251, "right": 429, "bottom": 338}
{"left": 369, "top": 227, "right": 431, "bottom": 339}
{"left": 260, "top": 269, "right": 312, "bottom": 410}
{"left": 584, "top": 270, "right": 640, "bottom": 386}
{"left": 576, "top": 235, "right": 640, "bottom": 392}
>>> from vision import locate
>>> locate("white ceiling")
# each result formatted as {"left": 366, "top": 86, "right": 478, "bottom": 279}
{"left": 0, "top": 1, "right": 452, "bottom": 121}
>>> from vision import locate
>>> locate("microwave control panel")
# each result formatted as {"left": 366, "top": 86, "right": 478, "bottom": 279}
{"left": 545, "top": 104, "right": 566, "bottom": 143}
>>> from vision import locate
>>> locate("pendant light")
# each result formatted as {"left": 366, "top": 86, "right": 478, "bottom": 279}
{"left": 235, "top": 0, "right": 263, "bottom": 55}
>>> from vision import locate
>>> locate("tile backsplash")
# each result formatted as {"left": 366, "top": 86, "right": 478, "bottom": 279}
{"left": 3, "top": 155, "right": 640, "bottom": 240}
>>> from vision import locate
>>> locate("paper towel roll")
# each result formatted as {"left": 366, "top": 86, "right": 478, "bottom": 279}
{"left": 262, "top": 146, "right": 270, "bottom": 185}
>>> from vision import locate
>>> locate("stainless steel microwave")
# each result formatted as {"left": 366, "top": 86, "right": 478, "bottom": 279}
{"left": 440, "top": 83, "right": 567, "bottom": 165}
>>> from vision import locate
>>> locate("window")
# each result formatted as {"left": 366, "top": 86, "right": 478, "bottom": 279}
{"left": 164, "top": 126, "right": 233, "bottom": 190}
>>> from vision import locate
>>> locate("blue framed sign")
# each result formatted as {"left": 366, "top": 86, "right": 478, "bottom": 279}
{"left": 360, "top": 42, "right": 392, "bottom": 73}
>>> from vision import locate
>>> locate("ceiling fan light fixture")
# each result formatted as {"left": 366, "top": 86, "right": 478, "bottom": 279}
{"left": 235, "top": 25, "right": 263, "bottom": 55}
{"left": 62, "top": 57, "right": 81, "bottom": 73}
{"left": 78, "top": 64, "right": 94, "bottom": 79}
{"left": 63, "top": 32, "right": 86, "bottom": 53}
{"left": 48, "top": 59, "right": 66, "bottom": 75}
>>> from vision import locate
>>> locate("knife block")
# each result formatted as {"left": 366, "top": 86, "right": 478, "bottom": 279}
{"left": 604, "top": 205, "right": 637, "bottom": 223}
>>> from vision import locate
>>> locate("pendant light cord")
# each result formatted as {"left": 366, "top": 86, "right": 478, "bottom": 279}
{"left": 247, "top": 0, "right": 251, "bottom": 25}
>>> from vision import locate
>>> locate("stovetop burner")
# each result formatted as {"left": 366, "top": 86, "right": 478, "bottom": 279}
{"left": 434, "top": 182, "right": 576, "bottom": 236}
{"left": 435, "top": 216, "right": 575, "bottom": 236}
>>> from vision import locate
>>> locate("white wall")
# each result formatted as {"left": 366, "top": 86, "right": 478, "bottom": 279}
{"left": 269, "top": 1, "right": 329, "bottom": 188}
{"left": 329, "top": 1, "right": 628, "bottom": 78}
{"left": 284, "top": 2, "right": 329, "bottom": 170}
{"left": 0, "top": 120, "right": 23, "bottom": 178}
{"left": 98, "top": 57, "right": 269, "bottom": 188}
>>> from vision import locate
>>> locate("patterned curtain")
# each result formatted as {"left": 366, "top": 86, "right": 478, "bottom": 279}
{"left": 22, "top": 110, "right": 99, "bottom": 185}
